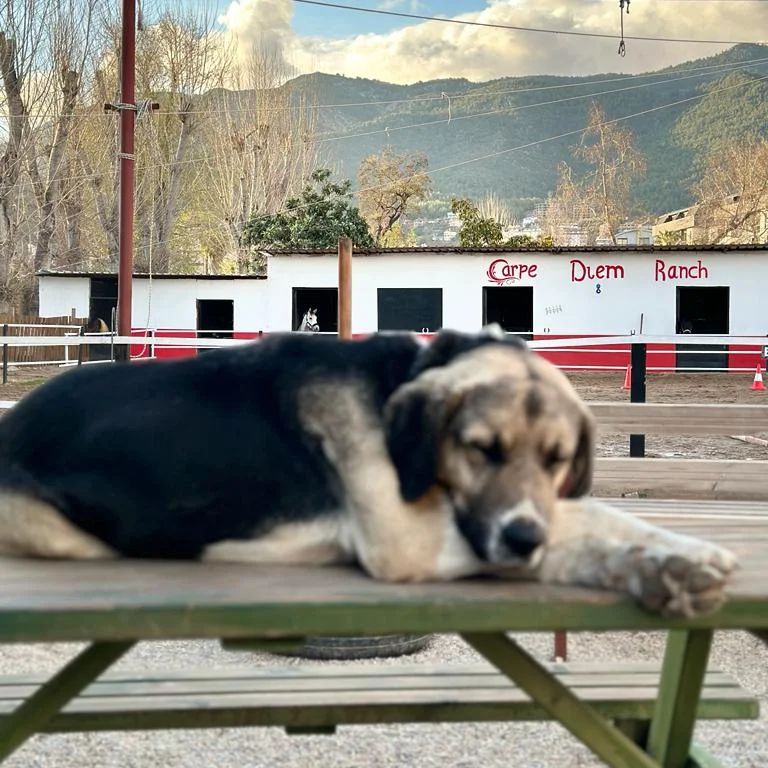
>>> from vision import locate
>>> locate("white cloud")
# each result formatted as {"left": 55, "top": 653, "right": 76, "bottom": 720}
{"left": 219, "top": 0, "right": 768, "bottom": 84}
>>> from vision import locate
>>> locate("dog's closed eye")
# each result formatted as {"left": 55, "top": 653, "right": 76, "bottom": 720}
{"left": 543, "top": 446, "right": 569, "bottom": 471}
{"left": 464, "top": 436, "right": 506, "bottom": 465}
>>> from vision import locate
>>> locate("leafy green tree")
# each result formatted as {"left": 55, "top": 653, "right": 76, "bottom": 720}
{"left": 506, "top": 234, "right": 554, "bottom": 248}
{"left": 451, "top": 198, "right": 504, "bottom": 246}
{"left": 241, "top": 169, "right": 374, "bottom": 253}
{"left": 452, "top": 198, "right": 553, "bottom": 247}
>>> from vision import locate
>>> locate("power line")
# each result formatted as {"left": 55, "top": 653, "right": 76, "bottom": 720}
{"left": 131, "top": 69, "right": 768, "bottom": 255}
{"left": 13, "top": 50, "right": 768, "bottom": 125}
{"left": 316, "top": 58, "right": 768, "bottom": 143}
{"left": 11, "top": 54, "right": 767, "bottom": 197}
{"left": 292, "top": 0, "right": 766, "bottom": 46}
{"left": 149, "top": 51, "right": 768, "bottom": 117}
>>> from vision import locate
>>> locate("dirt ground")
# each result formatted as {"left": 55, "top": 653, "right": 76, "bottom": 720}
{"left": 3, "top": 366, "right": 768, "bottom": 461}
{"left": 568, "top": 371, "right": 768, "bottom": 461}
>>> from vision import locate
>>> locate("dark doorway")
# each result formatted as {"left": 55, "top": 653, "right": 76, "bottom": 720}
{"left": 88, "top": 277, "right": 117, "bottom": 361}
{"left": 482, "top": 286, "right": 533, "bottom": 341}
{"left": 89, "top": 277, "right": 117, "bottom": 331}
{"left": 675, "top": 286, "right": 729, "bottom": 371}
{"left": 377, "top": 288, "right": 443, "bottom": 332}
{"left": 292, "top": 288, "right": 338, "bottom": 333}
{"left": 197, "top": 300, "right": 234, "bottom": 351}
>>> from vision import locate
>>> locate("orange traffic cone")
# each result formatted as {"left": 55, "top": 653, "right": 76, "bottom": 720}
{"left": 622, "top": 363, "right": 632, "bottom": 391}
{"left": 751, "top": 363, "right": 766, "bottom": 391}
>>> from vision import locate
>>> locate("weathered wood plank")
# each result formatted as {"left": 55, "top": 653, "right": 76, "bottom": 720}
{"left": 0, "top": 664, "right": 749, "bottom": 736}
{"left": 594, "top": 458, "right": 768, "bottom": 500}
{"left": 588, "top": 402, "right": 768, "bottom": 436}
{"left": 0, "top": 670, "right": 741, "bottom": 700}
{"left": 0, "top": 559, "right": 765, "bottom": 642}
{"left": 0, "top": 501, "right": 765, "bottom": 642}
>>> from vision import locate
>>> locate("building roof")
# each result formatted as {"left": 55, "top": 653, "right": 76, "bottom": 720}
{"left": 37, "top": 271, "right": 267, "bottom": 280}
{"left": 266, "top": 244, "right": 768, "bottom": 255}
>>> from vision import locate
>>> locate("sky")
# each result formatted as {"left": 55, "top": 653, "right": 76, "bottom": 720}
{"left": 214, "top": 0, "right": 768, "bottom": 84}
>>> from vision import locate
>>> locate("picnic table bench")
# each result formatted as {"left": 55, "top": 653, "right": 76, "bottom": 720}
{"left": 0, "top": 400, "right": 766, "bottom": 767}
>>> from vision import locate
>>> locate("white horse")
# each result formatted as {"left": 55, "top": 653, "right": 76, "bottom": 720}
{"left": 297, "top": 308, "right": 320, "bottom": 333}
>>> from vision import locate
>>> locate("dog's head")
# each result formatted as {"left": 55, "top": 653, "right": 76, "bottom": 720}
{"left": 385, "top": 328, "right": 594, "bottom": 570}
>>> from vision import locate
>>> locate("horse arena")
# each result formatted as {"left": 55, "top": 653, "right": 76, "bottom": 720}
{"left": 5, "top": 365, "right": 768, "bottom": 462}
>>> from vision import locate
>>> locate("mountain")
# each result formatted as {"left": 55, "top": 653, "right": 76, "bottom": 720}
{"left": 273, "top": 44, "right": 768, "bottom": 217}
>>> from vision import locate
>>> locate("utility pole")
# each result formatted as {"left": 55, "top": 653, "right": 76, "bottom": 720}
{"left": 338, "top": 237, "right": 352, "bottom": 340}
{"left": 117, "top": 0, "right": 136, "bottom": 359}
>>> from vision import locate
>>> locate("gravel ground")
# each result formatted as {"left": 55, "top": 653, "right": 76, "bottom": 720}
{"left": 2, "top": 368, "right": 768, "bottom": 767}
{"left": 2, "top": 632, "right": 767, "bottom": 768}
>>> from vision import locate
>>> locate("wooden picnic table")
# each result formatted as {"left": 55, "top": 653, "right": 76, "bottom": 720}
{"left": 0, "top": 501, "right": 765, "bottom": 768}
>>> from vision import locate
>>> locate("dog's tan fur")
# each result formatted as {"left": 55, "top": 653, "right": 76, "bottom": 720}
{"left": 0, "top": 491, "right": 115, "bottom": 560}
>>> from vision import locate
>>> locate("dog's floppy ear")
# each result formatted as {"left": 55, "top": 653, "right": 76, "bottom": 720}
{"left": 560, "top": 412, "right": 595, "bottom": 498}
{"left": 385, "top": 385, "right": 448, "bottom": 502}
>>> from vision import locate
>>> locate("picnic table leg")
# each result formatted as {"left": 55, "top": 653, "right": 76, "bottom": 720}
{"left": 646, "top": 629, "right": 714, "bottom": 768}
{"left": 462, "top": 632, "right": 660, "bottom": 768}
{"left": 0, "top": 641, "right": 134, "bottom": 763}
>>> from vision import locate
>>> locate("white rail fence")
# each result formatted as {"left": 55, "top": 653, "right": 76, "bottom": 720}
{"left": 1, "top": 330, "right": 766, "bottom": 378}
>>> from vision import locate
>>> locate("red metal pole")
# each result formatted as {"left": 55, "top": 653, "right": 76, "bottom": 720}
{"left": 338, "top": 237, "right": 352, "bottom": 340}
{"left": 117, "top": 0, "right": 136, "bottom": 347}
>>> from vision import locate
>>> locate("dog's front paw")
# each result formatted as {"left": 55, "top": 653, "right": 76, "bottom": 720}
{"left": 626, "top": 542, "right": 737, "bottom": 618}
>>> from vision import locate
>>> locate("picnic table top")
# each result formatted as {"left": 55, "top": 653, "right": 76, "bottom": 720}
{"left": 1, "top": 500, "right": 767, "bottom": 643}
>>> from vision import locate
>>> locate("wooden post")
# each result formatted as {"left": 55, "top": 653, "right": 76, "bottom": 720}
{"left": 338, "top": 237, "right": 352, "bottom": 340}
{"left": 2, "top": 324, "right": 8, "bottom": 385}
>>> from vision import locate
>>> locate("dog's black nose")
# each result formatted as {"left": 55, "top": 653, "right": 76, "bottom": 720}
{"left": 501, "top": 518, "right": 545, "bottom": 558}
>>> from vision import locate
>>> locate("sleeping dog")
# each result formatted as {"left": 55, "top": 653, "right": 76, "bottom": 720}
{"left": 0, "top": 328, "right": 735, "bottom": 618}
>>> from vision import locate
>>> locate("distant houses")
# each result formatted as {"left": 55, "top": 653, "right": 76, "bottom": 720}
{"left": 653, "top": 195, "right": 768, "bottom": 245}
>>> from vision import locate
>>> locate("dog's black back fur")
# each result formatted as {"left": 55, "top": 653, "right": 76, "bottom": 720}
{"left": 0, "top": 331, "right": 520, "bottom": 559}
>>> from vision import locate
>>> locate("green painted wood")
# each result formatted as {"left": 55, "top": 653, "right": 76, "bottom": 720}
{"left": 0, "top": 641, "right": 133, "bottom": 763}
{"left": 0, "top": 596, "right": 766, "bottom": 644}
{"left": 462, "top": 633, "right": 660, "bottom": 768}
{"left": 647, "top": 631, "right": 714, "bottom": 768}
{"left": 0, "top": 671, "right": 744, "bottom": 699}
{"left": 688, "top": 743, "right": 727, "bottom": 768}
{"left": 0, "top": 663, "right": 753, "bottom": 736}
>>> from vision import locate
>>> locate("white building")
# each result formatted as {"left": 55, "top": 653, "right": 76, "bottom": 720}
{"left": 38, "top": 245, "right": 768, "bottom": 369}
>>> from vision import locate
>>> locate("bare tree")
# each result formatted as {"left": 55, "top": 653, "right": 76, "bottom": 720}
{"left": 134, "top": 3, "right": 230, "bottom": 272}
{"left": 477, "top": 193, "right": 515, "bottom": 234}
{"left": 692, "top": 136, "right": 768, "bottom": 244}
{"left": 0, "top": 0, "right": 57, "bottom": 309}
{"left": 199, "top": 42, "right": 317, "bottom": 272}
{"left": 29, "top": 0, "right": 101, "bottom": 275}
{"left": 357, "top": 146, "right": 430, "bottom": 246}
{"left": 543, "top": 103, "right": 646, "bottom": 246}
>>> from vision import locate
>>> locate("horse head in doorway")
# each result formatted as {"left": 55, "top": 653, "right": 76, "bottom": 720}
{"left": 297, "top": 308, "right": 320, "bottom": 333}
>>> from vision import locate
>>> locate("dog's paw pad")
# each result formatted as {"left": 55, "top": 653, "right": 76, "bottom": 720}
{"left": 629, "top": 543, "right": 737, "bottom": 619}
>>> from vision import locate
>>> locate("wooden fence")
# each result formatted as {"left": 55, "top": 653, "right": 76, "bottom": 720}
{"left": 0, "top": 316, "right": 86, "bottom": 365}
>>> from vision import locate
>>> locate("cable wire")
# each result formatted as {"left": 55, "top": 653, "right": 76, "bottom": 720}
{"left": 292, "top": 0, "right": 765, "bottom": 46}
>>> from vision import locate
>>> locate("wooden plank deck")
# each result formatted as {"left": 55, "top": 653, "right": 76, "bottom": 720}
{"left": 0, "top": 502, "right": 766, "bottom": 642}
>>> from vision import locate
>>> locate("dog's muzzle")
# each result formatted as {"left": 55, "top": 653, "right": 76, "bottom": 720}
{"left": 499, "top": 517, "right": 546, "bottom": 560}
{"left": 456, "top": 503, "right": 547, "bottom": 567}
